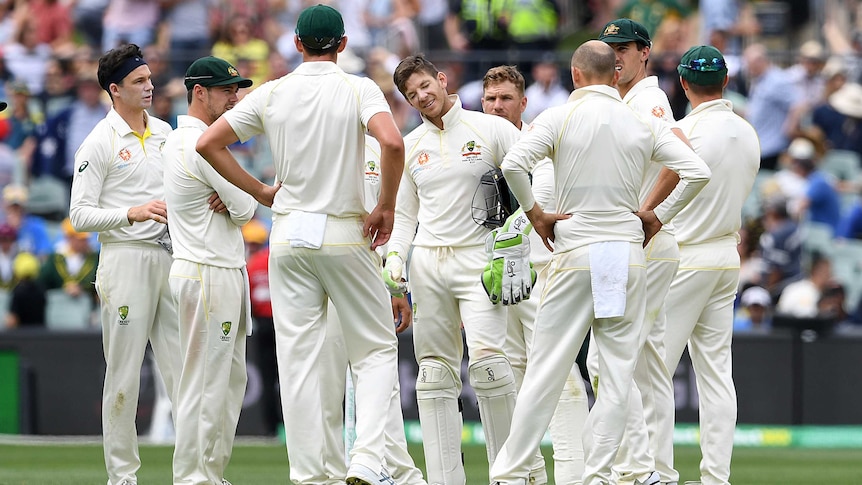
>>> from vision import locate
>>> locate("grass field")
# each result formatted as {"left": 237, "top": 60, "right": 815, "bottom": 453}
{"left": 1, "top": 442, "right": 862, "bottom": 484}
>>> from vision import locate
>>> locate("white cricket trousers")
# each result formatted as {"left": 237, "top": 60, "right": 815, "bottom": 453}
{"left": 506, "top": 262, "right": 588, "bottom": 485}
{"left": 410, "top": 245, "right": 511, "bottom": 482}
{"left": 491, "top": 243, "right": 646, "bottom": 485}
{"left": 169, "top": 260, "right": 249, "bottom": 485}
{"left": 587, "top": 231, "right": 679, "bottom": 484}
{"left": 269, "top": 215, "right": 399, "bottom": 485}
{"left": 318, "top": 300, "right": 427, "bottom": 485}
{"left": 96, "top": 242, "right": 181, "bottom": 485}
{"left": 663, "top": 242, "right": 739, "bottom": 485}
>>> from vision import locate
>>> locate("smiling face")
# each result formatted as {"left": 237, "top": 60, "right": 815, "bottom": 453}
{"left": 607, "top": 41, "right": 648, "bottom": 90}
{"left": 402, "top": 70, "right": 452, "bottom": 125}
{"left": 481, "top": 80, "right": 526, "bottom": 128}
{"left": 111, "top": 64, "right": 154, "bottom": 111}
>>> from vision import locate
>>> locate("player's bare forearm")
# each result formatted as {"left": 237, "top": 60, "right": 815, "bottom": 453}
{"left": 368, "top": 112, "right": 405, "bottom": 210}
{"left": 641, "top": 167, "right": 680, "bottom": 212}
{"left": 365, "top": 206, "right": 394, "bottom": 250}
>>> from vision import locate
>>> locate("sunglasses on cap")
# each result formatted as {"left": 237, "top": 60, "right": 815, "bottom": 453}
{"left": 678, "top": 58, "right": 727, "bottom": 72}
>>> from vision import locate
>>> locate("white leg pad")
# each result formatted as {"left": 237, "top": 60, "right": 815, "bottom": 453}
{"left": 416, "top": 359, "right": 466, "bottom": 485}
{"left": 469, "top": 354, "right": 517, "bottom": 467}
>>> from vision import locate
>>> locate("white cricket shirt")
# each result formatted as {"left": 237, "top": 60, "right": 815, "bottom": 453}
{"left": 669, "top": 99, "right": 761, "bottom": 246}
{"left": 501, "top": 85, "right": 711, "bottom": 254}
{"left": 70, "top": 108, "right": 173, "bottom": 244}
{"left": 624, "top": 76, "right": 676, "bottom": 208}
{"left": 223, "top": 61, "right": 392, "bottom": 218}
{"left": 164, "top": 115, "right": 257, "bottom": 268}
{"left": 387, "top": 95, "right": 522, "bottom": 255}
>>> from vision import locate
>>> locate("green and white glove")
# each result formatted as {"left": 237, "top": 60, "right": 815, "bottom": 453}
{"left": 382, "top": 251, "right": 408, "bottom": 298}
{"left": 481, "top": 229, "right": 537, "bottom": 305}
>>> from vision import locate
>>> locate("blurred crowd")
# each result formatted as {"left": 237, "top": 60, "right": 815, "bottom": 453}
{"left": 0, "top": 0, "right": 861, "bottom": 334}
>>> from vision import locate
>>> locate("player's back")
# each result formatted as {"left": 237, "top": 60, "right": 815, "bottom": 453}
{"left": 671, "top": 100, "right": 761, "bottom": 245}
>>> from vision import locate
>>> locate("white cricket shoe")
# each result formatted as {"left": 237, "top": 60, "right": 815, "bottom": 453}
{"left": 347, "top": 463, "right": 397, "bottom": 485}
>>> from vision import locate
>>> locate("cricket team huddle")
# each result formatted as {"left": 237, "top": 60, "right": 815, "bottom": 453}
{"left": 73, "top": 3, "right": 759, "bottom": 485}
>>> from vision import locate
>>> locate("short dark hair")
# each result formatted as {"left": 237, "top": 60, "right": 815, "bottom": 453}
{"left": 393, "top": 54, "right": 439, "bottom": 98}
{"left": 97, "top": 43, "right": 144, "bottom": 94}
{"left": 685, "top": 81, "right": 724, "bottom": 97}
{"left": 483, "top": 65, "right": 525, "bottom": 96}
{"left": 302, "top": 41, "right": 341, "bottom": 57}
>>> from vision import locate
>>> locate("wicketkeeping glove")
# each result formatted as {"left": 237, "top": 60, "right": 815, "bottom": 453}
{"left": 382, "top": 252, "right": 408, "bottom": 298}
{"left": 481, "top": 230, "right": 537, "bottom": 305}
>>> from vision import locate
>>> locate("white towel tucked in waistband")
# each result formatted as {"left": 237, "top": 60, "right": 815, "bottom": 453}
{"left": 589, "top": 241, "right": 629, "bottom": 318}
{"left": 285, "top": 210, "right": 327, "bottom": 249}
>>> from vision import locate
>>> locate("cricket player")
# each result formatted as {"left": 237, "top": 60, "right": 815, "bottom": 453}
{"left": 70, "top": 43, "right": 181, "bottom": 485}
{"left": 480, "top": 64, "right": 588, "bottom": 485}
{"left": 386, "top": 54, "right": 522, "bottom": 484}
{"left": 592, "top": 18, "right": 686, "bottom": 485}
{"left": 195, "top": 5, "right": 406, "bottom": 485}
{"left": 317, "top": 135, "right": 426, "bottom": 485}
{"left": 660, "top": 45, "right": 760, "bottom": 485}
{"left": 163, "top": 56, "right": 257, "bottom": 485}
{"left": 489, "top": 40, "right": 710, "bottom": 485}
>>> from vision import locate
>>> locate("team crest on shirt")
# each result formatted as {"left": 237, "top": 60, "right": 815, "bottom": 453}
{"left": 118, "top": 305, "right": 129, "bottom": 325}
{"left": 118, "top": 148, "right": 131, "bottom": 162}
{"left": 651, "top": 106, "right": 667, "bottom": 119}
{"left": 460, "top": 141, "right": 483, "bottom": 164}
{"left": 365, "top": 160, "right": 380, "bottom": 185}
{"left": 417, "top": 151, "right": 430, "bottom": 165}
{"left": 221, "top": 321, "right": 232, "bottom": 341}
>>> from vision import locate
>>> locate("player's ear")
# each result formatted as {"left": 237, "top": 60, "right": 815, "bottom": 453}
{"left": 293, "top": 35, "right": 304, "bottom": 54}
{"left": 438, "top": 71, "right": 448, "bottom": 90}
{"left": 337, "top": 35, "right": 348, "bottom": 53}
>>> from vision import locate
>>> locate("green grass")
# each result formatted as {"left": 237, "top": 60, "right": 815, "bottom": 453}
{"left": 1, "top": 443, "right": 861, "bottom": 484}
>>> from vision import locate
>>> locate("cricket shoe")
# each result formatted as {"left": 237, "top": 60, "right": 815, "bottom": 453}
{"left": 635, "top": 471, "right": 661, "bottom": 485}
{"left": 346, "top": 463, "right": 397, "bottom": 485}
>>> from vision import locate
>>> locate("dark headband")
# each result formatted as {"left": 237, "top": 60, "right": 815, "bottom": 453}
{"left": 102, "top": 56, "right": 148, "bottom": 91}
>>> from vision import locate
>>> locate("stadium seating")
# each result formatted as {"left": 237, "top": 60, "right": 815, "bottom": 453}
{"left": 44, "top": 289, "right": 93, "bottom": 330}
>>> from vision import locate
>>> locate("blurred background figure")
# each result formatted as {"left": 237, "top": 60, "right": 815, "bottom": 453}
{"left": 0, "top": 222, "right": 19, "bottom": 291}
{"left": 759, "top": 197, "right": 802, "bottom": 300}
{"left": 4, "top": 251, "right": 44, "bottom": 328}
{"left": 38, "top": 218, "right": 98, "bottom": 305}
{"left": 211, "top": 16, "right": 271, "bottom": 88}
{"left": 1, "top": 184, "right": 51, "bottom": 258}
{"left": 734, "top": 285, "right": 773, "bottom": 333}
{"left": 522, "top": 52, "right": 569, "bottom": 123}
{"left": 776, "top": 252, "right": 834, "bottom": 318}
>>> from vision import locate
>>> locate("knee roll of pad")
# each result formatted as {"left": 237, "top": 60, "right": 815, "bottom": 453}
{"left": 468, "top": 354, "right": 517, "bottom": 466}
{"left": 416, "top": 359, "right": 466, "bottom": 485}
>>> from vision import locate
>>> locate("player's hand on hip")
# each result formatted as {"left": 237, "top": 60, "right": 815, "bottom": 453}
{"left": 527, "top": 207, "right": 570, "bottom": 252}
{"left": 254, "top": 181, "right": 281, "bottom": 208}
{"left": 482, "top": 230, "right": 537, "bottom": 305}
{"left": 635, "top": 210, "right": 662, "bottom": 247}
{"left": 128, "top": 200, "right": 168, "bottom": 224}
{"left": 364, "top": 204, "right": 395, "bottom": 250}
{"left": 391, "top": 294, "right": 412, "bottom": 333}
{"left": 382, "top": 252, "right": 408, "bottom": 297}
{"left": 208, "top": 192, "right": 227, "bottom": 213}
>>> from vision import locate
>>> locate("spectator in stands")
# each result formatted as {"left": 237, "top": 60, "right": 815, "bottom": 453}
{"left": 209, "top": 0, "right": 275, "bottom": 45}
{"left": 102, "top": 0, "right": 160, "bottom": 51}
{"left": 23, "top": 0, "right": 74, "bottom": 51}
{"left": 733, "top": 285, "right": 772, "bottom": 333}
{"left": 738, "top": 219, "right": 766, "bottom": 290}
{"left": 759, "top": 197, "right": 803, "bottom": 299}
{"left": 4, "top": 19, "right": 52, "bottom": 96}
{"left": 2, "top": 185, "right": 51, "bottom": 257}
{"left": 37, "top": 57, "right": 77, "bottom": 119}
{"left": 445, "top": 0, "right": 510, "bottom": 82}
{"left": 212, "top": 16, "right": 271, "bottom": 88}
{"left": 743, "top": 43, "right": 802, "bottom": 171}
{"left": 32, "top": 72, "right": 108, "bottom": 186}
{"left": 4, "top": 251, "right": 45, "bottom": 328}
{"left": 5, "top": 81, "right": 40, "bottom": 164}
{"left": 788, "top": 41, "right": 828, "bottom": 107}
{"left": 71, "top": 0, "right": 108, "bottom": 49}
{"left": 786, "top": 137, "right": 843, "bottom": 232}
{"left": 617, "top": 0, "right": 689, "bottom": 50}
{"left": 818, "top": 281, "right": 849, "bottom": 323}
{"left": 244, "top": 219, "right": 281, "bottom": 436}
{"left": 499, "top": 0, "right": 560, "bottom": 76}
{"left": 38, "top": 218, "right": 98, "bottom": 304}
{"left": 160, "top": 0, "right": 212, "bottom": 78}
{"left": 521, "top": 52, "right": 570, "bottom": 123}
{"left": 0, "top": 223, "right": 19, "bottom": 291}
{"left": 837, "top": 192, "right": 862, "bottom": 240}
{"left": 776, "top": 252, "right": 834, "bottom": 318}
{"left": 811, "top": 82, "right": 862, "bottom": 158}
